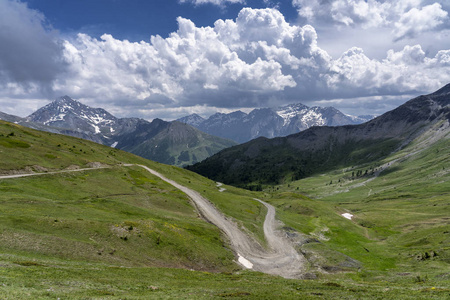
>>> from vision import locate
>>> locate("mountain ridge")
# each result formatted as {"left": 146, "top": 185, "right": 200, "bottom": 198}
{"left": 187, "top": 84, "right": 450, "bottom": 188}
{"left": 177, "top": 103, "right": 376, "bottom": 143}
{"left": 3, "top": 96, "right": 236, "bottom": 167}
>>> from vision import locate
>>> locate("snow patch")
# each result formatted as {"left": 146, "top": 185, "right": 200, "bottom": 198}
{"left": 301, "top": 110, "right": 324, "bottom": 126}
{"left": 110, "top": 141, "right": 118, "bottom": 148}
{"left": 237, "top": 253, "right": 253, "bottom": 269}
{"left": 44, "top": 113, "right": 66, "bottom": 125}
{"left": 342, "top": 213, "right": 353, "bottom": 220}
{"left": 275, "top": 104, "right": 309, "bottom": 126}
{"left": 92, "top": 124, "right": 100, "bottom": 134}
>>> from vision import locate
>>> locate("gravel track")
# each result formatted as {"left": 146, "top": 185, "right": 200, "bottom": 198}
{"left": 136, "top": 165, "right": 306, "bottom": 278}
{"left": 0, "top": 164, "right": 306, "bottom": 278}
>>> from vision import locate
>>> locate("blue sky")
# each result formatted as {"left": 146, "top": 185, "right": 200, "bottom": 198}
{"left": 27, "top": 0, "right": 297, "bottom": 41}
{"left": 1, "top": 0, "right": 450, "bottom": 120}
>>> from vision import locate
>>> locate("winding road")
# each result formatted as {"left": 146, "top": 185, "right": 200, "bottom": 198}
{"left": 0, "top": 164, "right": 306, "bottom": 278}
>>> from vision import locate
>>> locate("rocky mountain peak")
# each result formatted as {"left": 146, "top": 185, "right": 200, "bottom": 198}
{"left": 177, "top": 113, "right": 206, "bottom": 127}
{"left": 177, "top": 102, "right": 375, "bottom": 143}
{"left": 27, "top": 96, "right": 117, "bottom": 135}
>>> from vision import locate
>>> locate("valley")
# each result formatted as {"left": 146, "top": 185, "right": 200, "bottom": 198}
{"left": 2, "top": 0, "right": 450, "bottom": 298}
{"left": 0, "top": 85, "right": 449, "bottom": 298}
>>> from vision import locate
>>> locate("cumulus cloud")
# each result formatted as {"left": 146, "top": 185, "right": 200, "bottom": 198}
{"left": 394, "top": 3, "right": 448, "bottom": 41}
{"left": 294, "top": 0, "right": 386, "bottom": 27}
{"left": 326, "top": 44, "right": 450, "bottom": 98}
{"left": 292, "top": 0, "right": 449, "bottom": 41}
{"left": 0, "top": 3, "right": 449, "bottom": 120}
{"left": 57, "top": 10, "right": 310, "bottom": 109}
{"left": 0, "top": 0, "right": 66, "bottom": 91}
{"left": 49, "top": 7, "right": 450, "bottom": 118}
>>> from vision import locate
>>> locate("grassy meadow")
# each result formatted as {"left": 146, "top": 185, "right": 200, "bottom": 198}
{"left": 0, "top": 120, "right": 449, "bottom": 298}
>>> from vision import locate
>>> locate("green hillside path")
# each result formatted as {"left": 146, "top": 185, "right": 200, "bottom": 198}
{"left": 0, "top": 164, "right": 307, "bottom": 279}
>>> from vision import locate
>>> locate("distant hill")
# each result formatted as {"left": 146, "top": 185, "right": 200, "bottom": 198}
{"left": 2, "top": 96, "right": 236, "bottom": 167}
{"left": 177, "top": 103, "right": 375, "bottom": 143}
{"left": 114, "top": 119, "right": 237, "bottom": 166}
{"left": 187, "top": 84, "right": 450, "bottom": 188}
{"left": 0, "top": 111, "right": 23, "bottom": 123}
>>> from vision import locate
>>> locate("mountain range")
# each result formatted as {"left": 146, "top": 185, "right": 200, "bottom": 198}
{"left": 187, "top": 84, "right": 450, "bottom": 188}
{"left": 178, "top": 104, "right": 375, "bottom": 143}
{"left": 2, "top": 96, "right": 236, "bottom": 167}
{"left": 1, "top": 97, "right": 376, "bottom": 165}
{"left": 1, "top": 86, "right": 449, "bottom": 297}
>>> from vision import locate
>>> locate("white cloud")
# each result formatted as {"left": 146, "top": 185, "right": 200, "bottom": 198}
{"left": 394, "top": 3, "right": 448, "bottom": 41}
{"left": 327, "top": 44, "right": 450, "bottom": 97}
{"left": 293, "top": 0, "right": 387, "bottom": 27}
{"left": 0, "top": 3, "right": 449, "bottom": 120}
{"left": 0, "top": 0, "right": 65, "bottom": 91}
{"left": 292, "top": 0, "right": 449, "bottom": 42}
{"left": 57, "top": 12, "right": 298, "bottom": 111}
{"left": 433, "top": 50, "right": 450, "bottom": 66}
{"left": 386, "top": 44, "right": 426, "bottom": 65}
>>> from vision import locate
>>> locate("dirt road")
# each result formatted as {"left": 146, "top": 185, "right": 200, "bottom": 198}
{"left": 137, "top": 165, "right": 306, "bottom": 278}
{"left": 0, "top": 164, "right": 306, "bottom": 278}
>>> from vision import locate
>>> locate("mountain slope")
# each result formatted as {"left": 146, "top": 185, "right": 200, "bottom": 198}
{"left": 187, "top": 84, "right": 450, "bottom": 188}
{"left": 118, "top": 121, "right": 237, "bottom": 166}
{"left": 178, "top": 103, "right": 375, "bottom": 143}
{"left": 28, "top": 96, "right": 117, "bottom": 136}
{"left": 0, "top": 119, "right": 240, "bottom": 272}
{"left": 25, "top": 96, "right": 236, "bottom": 166}
{"left": 1, "top": 119, "right": 449, "bottom": 297}
{"left": 0, "top": 111, "right": 23, "bottom": 123}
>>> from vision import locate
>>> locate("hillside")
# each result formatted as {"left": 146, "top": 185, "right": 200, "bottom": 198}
{"left": 0, "top": 120, "right": 239, "bottom": 269}
{"left": 1, "top": 120, "right": 449, "bottom": 298}
{"left": 187, "top": 84, "right": 450, "bottom": 188}
{"left": 117, "top": 120, "right": 237, "bottom": 167}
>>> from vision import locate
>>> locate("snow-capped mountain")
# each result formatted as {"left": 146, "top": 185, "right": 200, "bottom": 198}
{"left": 25, "top": 96, "right": 236, "bottom": 166}
{"left": 188, "top": 84, "right": 450, "bottom": 186}
{"left": 27, "top": 96, "right": 118, "bottom": 136}
{"left": 275, "top": 103, "right": 310, "bottom": 126}
{"left": 177, "top": 103, "right": 375, "bottom": 143}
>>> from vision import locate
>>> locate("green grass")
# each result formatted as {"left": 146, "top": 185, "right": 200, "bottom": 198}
{"left": 0, "top": 167, "right": 237, "bottom": 271}
{"left": 143, "top": 164, "right": 268, "bottom": 244}
{"left": 269, "top": 131, "right": 450, "bottom": 288}
{"left": 1, "top": 119, "right": 449, "bottom": 298}
{"left": 1, "top": 256, "right": 449, "bottom": 299}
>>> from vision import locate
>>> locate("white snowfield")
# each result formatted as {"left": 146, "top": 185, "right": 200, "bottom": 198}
{"left": 0, "top": 164, "right": 306, "bottom": 279}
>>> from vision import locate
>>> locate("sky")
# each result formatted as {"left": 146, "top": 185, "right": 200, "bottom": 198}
{"left": 1, "top": 0, "right": 450, "bottom": 120}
